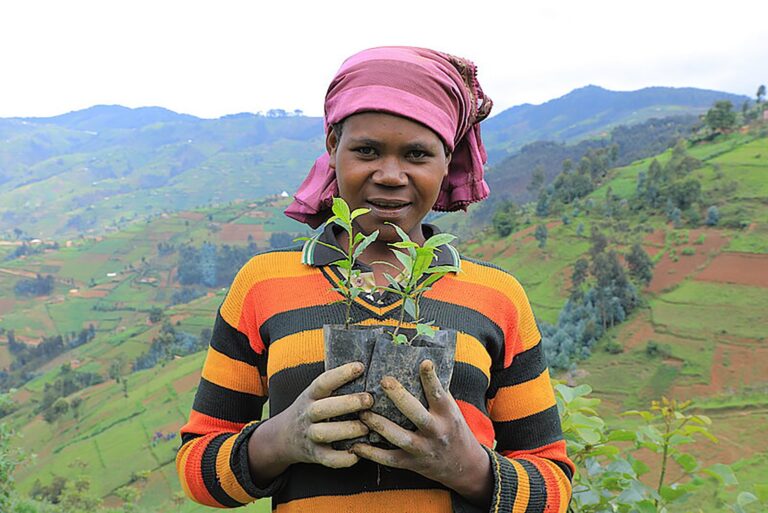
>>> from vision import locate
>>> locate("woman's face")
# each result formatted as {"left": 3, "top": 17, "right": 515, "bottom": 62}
{"left": 327, "top": 112, "right": 451, "bottom": 244}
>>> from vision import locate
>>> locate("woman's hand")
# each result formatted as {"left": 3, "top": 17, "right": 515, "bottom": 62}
{"left": 351, "top": 360, "right": 493, "bottom": 508}
{"left": 247, "top": 362, "right": 373, "bottom": 485}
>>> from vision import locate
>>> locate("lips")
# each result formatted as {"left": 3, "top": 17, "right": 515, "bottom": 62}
{"left": 367, "top": 198, "right": 411, "bottom": 208}
{"left": 366, "top": 198, "right": 411, "bottom": 219}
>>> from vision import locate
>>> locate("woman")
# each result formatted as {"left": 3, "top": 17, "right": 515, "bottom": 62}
{"left": 177, "top": 46, "right": 574, "bottom": 512}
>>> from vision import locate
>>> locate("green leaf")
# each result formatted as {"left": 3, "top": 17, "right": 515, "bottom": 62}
{"left": 314, "top": 240, "right": 349, "bottom": 257}
{"left": 394, "top": 334, "right": 409, "bottom": 345}
{"left": 387, "top": 222, "right": 412, "bottom": 244}
{"left": 424, "top": 265, "right": 461, "bottom": 274}
{"left": 737, "top": 492, "right": 758, "bottom": 507}
{"left": 659, "top": 485, "right": 688, "bottom": 502}
{"left": 416, "top": 323, "right": 435, "bottom": 338}
{"left": 703, "top": 463, "right": 738, "bottom": 486}
{"left": 393, "top": 251, "right": 413, "bottom": 273}
{"left": 352, "top": 230, "right": 379, "bottom": 260}
{"left": 404, "top": 298, "right": 417, "bottom": 320}
{"left": 383, "top": 273, "right": 403, "bottom": 292}
{"left": 293, "top": 236, "right": 310, "bottom": 242}
{"left": 353, "top": 232, "right": 365, "bottom": 245}
{"left": 332, "top": 197, "right": 351, "bottom": 222}
{"left": 420, "top": 273, "right": 444, "bottom": 289}
{"left": 391, "top": 241, "right": 419, "bottom": 249}
{"left": 673, "top": 452, "right": 698, "bottom": 473}
{"left": 635, "top": 499, "right": 657, "bottom": 513}
{"left": 350, "top": 207, "right": 371, "bottom": 221}
{"left": 335, "top": 259, "right": 352, "bottom": 270}
{"left": 423, "top": 233, "right": 456, "bottom": 249}
{"left": 606, "top": 429, "right": 636, "bottom": 442}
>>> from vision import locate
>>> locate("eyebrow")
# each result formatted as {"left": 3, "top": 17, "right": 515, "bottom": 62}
{"left": 346, "top": 137, "right": 440, "bottom": 151}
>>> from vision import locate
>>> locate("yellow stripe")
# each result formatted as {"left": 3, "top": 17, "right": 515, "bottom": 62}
{"left": 455, "top": 332, "right": 491, "bottom": 380}
{"left": 216, "top": 435, "right": 256, "bottom": 504}
{"left": 176, "top": 437, "right": 203, "bottom": 500}
{"left": 275, "top": 488, "right": 451, "bottom": 513}
{"left": 221, "top": 252, "right": 313, "bottom": 328}
{"left": 491, "top": 369, "right": 556, "bottom": 422}
{"left": 267, "top": 329, "right": 324, "bottom": 378}
{"left": 491, "top": 450, "right": 502, "bottom": 513}
{"left": 510, "top": 459, "right": 530, "bottom": 513}
{"left": 542, "top": 459, "right": 572, "bottom": 512}
{"left": 202, "top": 346, "right": 266, "bottom": 396}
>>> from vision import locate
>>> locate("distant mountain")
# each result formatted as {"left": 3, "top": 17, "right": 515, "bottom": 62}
{"left": 481, "top": 85, "right": 750, "bottom": 160}
{"left": 0, "top": 85, "right": 751, "bottom": 238}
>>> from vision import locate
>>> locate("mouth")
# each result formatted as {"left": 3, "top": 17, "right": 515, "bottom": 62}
{"left": 365, "top": 198, "right": 411, "bottom": 217}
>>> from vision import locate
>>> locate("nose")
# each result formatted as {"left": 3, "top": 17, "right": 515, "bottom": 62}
{"left": 372, "top": 156, "right": 407, "bottom": 187}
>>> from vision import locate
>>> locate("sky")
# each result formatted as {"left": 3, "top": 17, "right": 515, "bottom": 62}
{"left": 0, "top": 0, "right": 764, "bottom": 119}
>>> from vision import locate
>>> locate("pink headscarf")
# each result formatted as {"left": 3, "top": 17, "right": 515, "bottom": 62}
{"left": 285, "top": 46, "right": 493, "bottom": 229}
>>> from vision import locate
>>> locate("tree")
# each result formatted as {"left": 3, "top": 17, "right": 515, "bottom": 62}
{"left": 527, "top": 165, "right": 545, "bottom": 195}
{"left": 148, "top": 307, "right": 164, "bottom": 324}
{"left": 626, "top": 243, "right": 654, "bottom": 286}
{"left": 570, "top": 258, "right": 589, "bottom": 298}
{"left": 492, "top": 201, "right": 518, "bottom": 237}
{"left": 269, "top": 232, "right": 294, "bottom": 249}
{"left": 704, "top": 100, "right": 737, "bottom": 133}
{"left": 706, "top": 205, "right": 720, "bottom": 226}
{"left": 534, "top": 224, "right": 548, "bottom": 248}
{"left": 758, "top": 84, "right": 766, "bottom": 104}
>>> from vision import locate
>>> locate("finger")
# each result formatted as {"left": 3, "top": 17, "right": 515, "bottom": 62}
{"left": 307, "top": 393, "right": 372, "bottom": 422}
{"left": 309, "top": 362, "right": 365, "bottom": 399}
{"left": 307, "top": 420, "right": 369, "bottom": 444}
{"left": 351, "top": 443, "right": 412, "bottom": 470}
{"left": 419, "top": 360, "right": 447, "bottom": 410}
{"left": 359, "top": 411, "right": 422, "bottom": 454}
{"left": 313, "top": 445, "right": 359, "bottom": 469}
{"left": 380, "top": 376, "right": 435, "bottom": 434}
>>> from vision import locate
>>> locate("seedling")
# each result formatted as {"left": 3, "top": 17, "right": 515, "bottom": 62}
{"left": 295, "top": 197, "right": 378, "bottom": 328}
{"left": 377, "top": 223, "right": 460, "bottom": 344}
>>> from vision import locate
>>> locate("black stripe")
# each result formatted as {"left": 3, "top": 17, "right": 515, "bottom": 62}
{"left": 211, "top": 310, "right": 266, "bottom": 374}
{"left": 553, "top": 460, "right": 574, "bottom": 481}
{"left": 418, "top": 298, "right": 506, "bottom": 363}
{"left": 494, "top": 452, "right": 518, "bottom": 513}
{"left": 519, "top": 459, "right": 547, "bottom": 513}
{"left": 260, "top": 302, "right": 379, "bottom": 345}
{"left": 268, "top": 362, "right": 324, "bottom": 416}
{"left": 450, "top": 362, "right": 489, "bottom": 415}
{"left": 276, "top": 460, "right": 447, "bottom": 502}
{"left": 180, "top": 432, "right": 200, "bottom": 446}
{"left": 494, "top": 405, "right": 564, "bottom": 452}
{"left": 201, "top": 434, "right": 243, "bottom": 507}
{"left": 192, "top": 378, "right": 267, "bottom": 424}
{"left": 487, "top": 344, "right": 548, "bottom": 398}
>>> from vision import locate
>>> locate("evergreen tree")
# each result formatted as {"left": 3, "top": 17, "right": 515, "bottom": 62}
{"left": 704, "top": 100, "right": 737, "bottom": 133}
{"left": 492, "top": 201, "right": 519, "bottom": 237}
{"left": 535, "top": 224, "right": 548, "bottom": 248}
{"left": 626, "top": 243, "right": 654, "bottom": 286}
{"left": 757, "top": 84, "right": 766, "bottom": 104}
{"left": 706, "top": 205, "right": 720, "bottom": 226}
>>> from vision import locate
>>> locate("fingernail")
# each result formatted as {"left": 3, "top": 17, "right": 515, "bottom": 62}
{"left": 381, "top": 377, "right": 395, "bottom": 390}
{"left": 353, "top": 362, "right": 364, "bottom": 373}
{"left": 422, "top": 360, "right": 434, "bottom": 372}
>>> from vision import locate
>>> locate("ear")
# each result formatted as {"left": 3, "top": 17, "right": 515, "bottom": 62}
{"left": 326, "top": 129, "right": 339, "bottom": 169}
{"left": 443, "top": 151, "right": 452, "bottom": 177}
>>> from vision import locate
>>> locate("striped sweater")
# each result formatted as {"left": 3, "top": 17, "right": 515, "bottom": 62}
{"left": 177, "top": 224, "right": 575, "bottom": 512}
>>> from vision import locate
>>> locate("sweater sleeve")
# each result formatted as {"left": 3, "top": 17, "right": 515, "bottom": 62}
{"left": 176, "top": 262, "right": 285, "bottom": 508}
{"left": 485, "top": 279, "right": 575, "bottom": 513}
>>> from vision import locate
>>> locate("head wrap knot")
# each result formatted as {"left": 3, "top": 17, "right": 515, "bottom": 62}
{"left": 285, "top": 46, "right": 493, "bottom": 229}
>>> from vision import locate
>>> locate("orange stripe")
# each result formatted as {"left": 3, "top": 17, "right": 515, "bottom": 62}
{"left": 490, "top": 369, "right": 556, "bottom": 422}
{"left": 176, "top": 438, "right": 198, "bottom": 500}
{"left": 220, "top": 251, "right": 312, "bottom": 328}
{"left": 202, "top": 346, "right": 266, "bottom": 396}
{"left": 275, "top": 488, "right": 451, "bottom": 513}
{"left": 456, "top": 399, "right": 495, "bottom": 448}
{"left": 510, "top": 459, "right": 530, "bottom": 513}
{"left": 181, "top": 410, "right": 246, "bottom": 437}
{"left": 180, "top": 434, "right": 222, "bottom": 507}
{"left": 455, "top": 332, "right": 491, "bottom": 380}
{"left": 501, "top": 440, "right": 575, "bottom": 477}
{"left": 540, "top": 459, "right": 571, "bottom": 513}
{"left": 216, "top": 435, "right": 255, "bottom": 505}
{"left": 453, "top": 261, "right": 542, "bottom": 355}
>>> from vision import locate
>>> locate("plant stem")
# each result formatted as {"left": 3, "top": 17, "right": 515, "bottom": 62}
{"left": 391, "top": 293, "right": 407, "bottom": 340}
{"left": 656, "top": 417, "right": 672, "bottom": 504}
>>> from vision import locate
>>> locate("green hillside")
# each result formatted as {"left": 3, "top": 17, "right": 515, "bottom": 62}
{"left": 1, "top": 122, "right": 767, "bottom": 511}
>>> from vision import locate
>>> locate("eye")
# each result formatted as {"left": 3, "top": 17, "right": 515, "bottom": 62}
{"left": 406, "top": 149, "right": 431, "bottom": 160}
{"left": 353, "top": 146, "right": 377, "bottom": 158}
